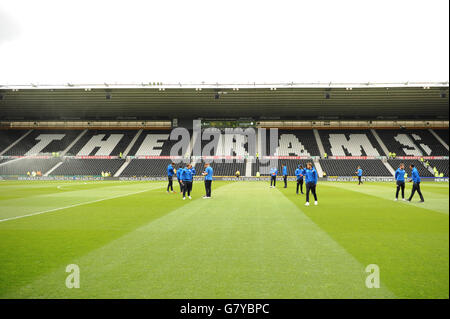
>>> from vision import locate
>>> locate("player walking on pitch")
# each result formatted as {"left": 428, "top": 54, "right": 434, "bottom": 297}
{"left": 167, "top": 162, "right": 175, "bottom": 193}
{"left": 395, "top": 163, "right": 406, "bottom": 201}
{"left": 295, "top": 164, "right": 305, "bottom": 194}
{"left": 202, "top": 163, "right": 213, "bottom": 199}
{"left": 304, "top": 162, "right": 318, "bottom": 206}
{"left": 407, "top": 164, "right": 425, "bottom": 202}
{"left": 270, "top": 167, "right": 278, "bottom": 188}
{"left": 180, "top": 164, "right": 196, "bottom": 200}
{"left": 282, "top": 164, "right": 288, "bottom": 188}
{"left": 355, "top": 166, "right": 363, "bottom": 185}
{"left": 176, "top": 165, "right": 184, "bottom": 193}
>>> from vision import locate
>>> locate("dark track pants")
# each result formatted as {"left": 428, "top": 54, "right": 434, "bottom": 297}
{"left": 270, "top": 176, "right": 276, "bottom": 187}
{"left": 408, "top": 182, "right": 424, "bottom": 201}
{"left": 306, "top": 182, "right": 317, "bottom": 202}
{"left": 296, "top": 179, "right": 304, "bottom": 194}
{"left": 182, "top": 181, "right": 193, "bottom": 197}
{"left": 283, "top": 175, "right": 288, "bottom": 188}
{"left": 167, "top": 176, "right": 173, "bottom": 192}
{"left": 396, "top": 181, "right": 405, "bottom": 199}
{"left": 204, "top": 180, "right": 212, "bottom": 197}
{"left": 358, "top": 176, "right": 363, "bottom": 185}
{"left": 178, "top": 180, "right": 183, "bottom": 193}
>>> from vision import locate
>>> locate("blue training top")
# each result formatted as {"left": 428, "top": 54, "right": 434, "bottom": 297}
{"left": 357, "top": 168, "right": 363, "bottom": 177}
{"left": 282, "top": 166, "right": 288, "bottom": 176}
{"left": 204, "top": 166, "right": 213, "bottom": 181}
{"left": 181, "top": 167, "right": 195, "bottom": 182}
{"left": 395, "top": 168, "right": 405, "bottom": 182}
{"left": 304, "top": 167, "right": 318, "bottom": 184}
{"left": 411, "top": 167, "right": 421, "bottom": 183}
{"left": 176, "top": 168, "right": 183, "bottom": 180}
{"left": 270, "top": 168, "right": 278, "bottom": 176}
{"left": 295, "top": 168, "right": 305, "bottom": 180}
{"left": 167, "top": 164, "right": 174, "bottom": 177}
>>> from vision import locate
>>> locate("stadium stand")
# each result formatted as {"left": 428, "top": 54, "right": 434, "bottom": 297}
{"left": 388, "top": 159, "right": 434, "bottom": 177}
{"left": 0, "top": 130, "right": 28, "bottom": 154}
{"left": 66, "top": 130, "right": 137, "bottom": 156}
{"left": 377, "top": 129, "right": 449, "bottom": 156}
{"left": 3, "top": 130, "right": 81, "bottom": 156}
{"left": 318, "top": 130, "right": 384, "bottom": 156}
{"left": 128, "top": 130, "right": 188, "bottom": 156}
{"left": 261, "top": 130, "right": 319, "bottom": 156}
{"left": 433, "top": 129, "right": 449, "bottom": 145}
{"left": 121, "top": 159, "right": 175, "bottom": 177}
{"left": 199, "top": 129, "right": 249, "bottom": 156}
{"left": 194, "top": 160, "right": 246, "bottom": 177}
{"left": 0, "top": 158, "right": 61, "bottom": 175}
{"left": 50, "top": 158, "right": 125, "bottom": 176}
{"left": 319, "top": 159, "right": 392, "bottom": 176}
{"left": 428, "top": 160, "right": 449, "bottom": 177}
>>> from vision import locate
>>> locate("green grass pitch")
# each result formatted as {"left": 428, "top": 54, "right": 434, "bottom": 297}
{"left": 0, "top": 179, "right": 448, "bottom": 299}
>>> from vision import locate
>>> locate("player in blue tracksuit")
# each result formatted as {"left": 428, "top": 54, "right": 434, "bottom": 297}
{"left": 167, "top": 162, "right": 175, "bottom": 193}
{"left": 270, "top": 167, "right": 278, "bottom": 188}
{"left": 282, "top": 164, "right": 288, "bottom": 188}
{"left": 202, "top": 163, "right": 213, "bottom": 198}
{"left": 295, "top": 165, "right": 305, "bottom": 195}
{"left": 408, "top": 164, "right": 424, "bottom": 202}
{"left": 304, "top": 162, "right": 318, "bottom": 206}
{"left": 180, "top": 164, "right": 196, "bottom": 199}
{"left": 355, "top": 166, "right": 363, "bottom": 185}
{"left": 394, "top": 163, "right": 406, "bottom": 201}
{"left": 176, "top": 166, "right": 184, "bottom": 193}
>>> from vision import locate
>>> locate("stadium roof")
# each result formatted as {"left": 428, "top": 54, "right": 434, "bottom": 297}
{"left": 0, "top": 82, "right": 448, "bottom": 121}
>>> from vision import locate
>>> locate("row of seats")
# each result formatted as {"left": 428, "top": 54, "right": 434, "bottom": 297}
{"left": 4, "top": 130, "right": 81, "bottom": 156}
{"left": 0, "top": 158, "right": 61, "bottom": 175}
{"left": 0, "top": 157, "right": 447, "bottom": 177}
{"left": 319, "top": 130, "right": 384, "bottom": 156}
{"left": 0, "top": 129, "right": 448, "bottom": 157}
{"left": 319, "top": 159, "right": 391, "bottom": 176}
{"left": 378, "top": 129, "right": 448, "bottom": 156}
{"left": 194, "top": 160, "right": 246, "bottom": 177}
{"left": 0, "top": 129, "right": 28, "bottom": 154}
{"left": 50, "top": 159, "right": 125, "bottom": 176}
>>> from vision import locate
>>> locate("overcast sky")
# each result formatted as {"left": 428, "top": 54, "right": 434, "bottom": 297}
{"left": 0, "top": 0, "right": 448, "bottom": 85}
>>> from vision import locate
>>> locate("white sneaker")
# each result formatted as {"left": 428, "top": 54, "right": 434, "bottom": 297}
{"left": 314, "top": 201, "right": 318, "bottom": 206}
{"left": 203, "top": 196, "right": 207, "bottom": 199}
{"left": 305, "top": 202, "right": 310, "bottom": 206}
{"left": 188, "top": 196, "right": 192, "bottom": 200}
{"left": 395, "top": 198, "right": 398, "bottom": 201}
{"left": 402, "top": 198, "right": 407, "bottom": 201}
{"left": 183, "top": 197, "right": 186, "bottom": 200}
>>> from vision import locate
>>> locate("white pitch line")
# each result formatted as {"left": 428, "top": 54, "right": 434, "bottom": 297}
{"left": 0, "top": 185, "right": 164, "bottom": 223}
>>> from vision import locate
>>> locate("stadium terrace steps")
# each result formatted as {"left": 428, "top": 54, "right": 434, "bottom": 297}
{"left": 0, "top": 129, "right": 32, "bottom": 156}
{"left": 0, "top": 157, "right": 62, "bottom": 176}
{"left": 61, "top": 129, "right": 88, "bottom": 156}
{"left": 429, "top": 129, "right": 449, "bottom": 151}
{"left": 319, "top": 159, "right": 392, "bottom": 177}
{"left": 370, "top": 129, "right": 390, "bottom": 156}
{"left": 3, "top": 130, "right": 80, "bottom": 156}
{"left": 319, "top": 129, "right": 385, "bottom": 157}
{"left": 49, "top": 159, "right": 125, "bottom": 176}
{"left": 122, "top": 129, "right": 143, "bottom": 157}
{"left": 376, "top": 129, "right": 449, "bottom": 156}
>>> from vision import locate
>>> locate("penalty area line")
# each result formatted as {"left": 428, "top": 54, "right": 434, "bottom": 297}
{"left": 0, "top": 185, "right": 164, "bottom": 223}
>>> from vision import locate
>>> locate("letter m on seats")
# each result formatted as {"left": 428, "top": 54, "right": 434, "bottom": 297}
{"left": 329, "top": 134, "right": 380, "bottom": 156}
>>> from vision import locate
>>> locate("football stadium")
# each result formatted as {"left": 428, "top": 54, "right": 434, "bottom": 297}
{"left": 0, "top": 82, "right": 448, "bottom": 299}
